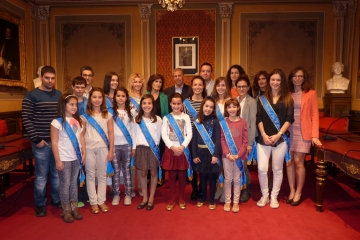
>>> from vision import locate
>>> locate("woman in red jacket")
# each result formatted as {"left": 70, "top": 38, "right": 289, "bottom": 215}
{"left": 286, "top": 67, "right": 322, "bottom": 206}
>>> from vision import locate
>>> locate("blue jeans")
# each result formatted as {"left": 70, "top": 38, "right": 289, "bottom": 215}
{"left": 32, "top": 142, "right": 60, "bottom": 206}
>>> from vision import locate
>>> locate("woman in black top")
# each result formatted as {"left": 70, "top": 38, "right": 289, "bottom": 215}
{"left": 256, "top": 69, "right": 294, "bottom": 209}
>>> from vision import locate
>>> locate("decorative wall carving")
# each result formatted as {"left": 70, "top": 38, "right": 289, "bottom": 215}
{"left": 334, "top": 2, "right": 347, "bottom": 17}
{"left": 219, "top": 3, "right": 233, "bottom": 18}
{"left": 348, "top": 0, "right": 358, "bottom": 15}
{"left": 29, "top": 5, "right": 50, "bottom": 20}
{"left": 139, "top": 4, "right": 152, "bottom": 19}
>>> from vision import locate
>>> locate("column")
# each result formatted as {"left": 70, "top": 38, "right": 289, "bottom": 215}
{"left": 343, "top": 0, "right": 357, "bottom": 78}
{"left": 219, "top": 3, "right": 233, "bottom": 76}
{"left": 139, "top": 4, "right": 152, "bottom": 81}
{"left": 29, "top": 4, "right": 51, "bottom": 71}
{"left": 333, "top": 1, "right": 347, "bottom": 63}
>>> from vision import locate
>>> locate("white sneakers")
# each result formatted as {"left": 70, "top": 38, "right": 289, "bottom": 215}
{"left": 257, "top": 195, "right": 279, "bottom": 208}
{"left": 270, "top": 197, "right": 279, "bottom": 209}
{"left": 124, "top": 196, "right": 132, "bottom": 206}
{"left": 112, "top": 196, "right": 132, "bottom": 206}
{"left": 256, "top": 195, "right": 270, "bottom": 207}
{"left": 130, "top": 189, "right": 136, "bottom": 198}
{"left": 112, "top": 196, "right": 120, "bottom": 206}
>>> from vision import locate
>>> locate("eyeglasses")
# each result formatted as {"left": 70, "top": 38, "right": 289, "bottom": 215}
{"left": 82, "top": 74, "right": 93, "bottom": 77}
{"left": 293, "top": 75, "right": 304, "bottom": 79}
{"left": 236, "top": 85, "right": 248, "bottom": 89}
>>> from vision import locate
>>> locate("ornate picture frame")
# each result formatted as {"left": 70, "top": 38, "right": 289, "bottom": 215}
{"left": 0, "top": 9, "right": 26, "bottom": 88}
{"left": 172, "top": 36, "right": 199, "bottom": 75}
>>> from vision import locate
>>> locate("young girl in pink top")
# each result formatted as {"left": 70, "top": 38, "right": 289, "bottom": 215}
{"left": 220, "top": 98, "right": 248, "bottom": 212}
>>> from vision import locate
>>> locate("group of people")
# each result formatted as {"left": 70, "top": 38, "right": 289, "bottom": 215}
{"left": 22, "top": 62, "right": 322, "bottom": 223}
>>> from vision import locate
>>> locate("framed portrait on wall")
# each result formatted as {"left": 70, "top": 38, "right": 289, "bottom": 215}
{"left": 0, "top": 9, "right": 26, "bottom": 88}
{"left": 172, "top": 37, "right": 198, "bottom": 75}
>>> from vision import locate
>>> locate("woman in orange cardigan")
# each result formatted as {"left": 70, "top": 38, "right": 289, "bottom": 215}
{"left": 286, "top": 67, "right": 322, "bottom": 206}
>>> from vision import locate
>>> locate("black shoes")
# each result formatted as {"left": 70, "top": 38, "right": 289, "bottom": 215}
{"left": 190, "top": 189, "right": 198, "bottom": 201}
{"left": 291, "top": 197, "right": 302, "bottom": 206}
{"left": 286, "top": 198, "right": 293, "bottom": 204}
{"left": 240, "top": 191, "right": 250, "bottom": 203}
{"left": 146, "top": 202, "right": 154, "bottom": 211}
{"left": 35, "top": 206, "right": 47, "bottom": 217}
{"left": 137, "top": 201, "right": 148, "bottom": 210}
{"left": 51, "top": 200, "right": 62, "bottom": 208}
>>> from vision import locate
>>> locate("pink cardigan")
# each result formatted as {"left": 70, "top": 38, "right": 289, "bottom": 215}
{"left": 297, "top": 89, "right": 319, "bottom": 140}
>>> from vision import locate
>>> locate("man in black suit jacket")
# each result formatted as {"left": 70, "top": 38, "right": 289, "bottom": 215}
{"left": 164, "top": 68, "right": 192, "bottom": 101}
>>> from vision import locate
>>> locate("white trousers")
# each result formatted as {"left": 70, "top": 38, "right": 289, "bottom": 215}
{"left": 85, "top": 147, "right": 109, "bottom": 205}
{"left": 222, "top": 157, "right": 241, "bottom": 204}
{"left": 256, "top": 142, "right": 287, "bottom": 199}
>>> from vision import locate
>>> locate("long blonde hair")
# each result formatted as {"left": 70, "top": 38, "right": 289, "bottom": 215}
{"left": 127, "top": 73, "right": 145, "bottom": 97}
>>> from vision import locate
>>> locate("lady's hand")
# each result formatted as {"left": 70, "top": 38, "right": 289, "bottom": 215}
{"left": 247, "top": 145, "right": 252, "bottom": 155}
{"left": 211, "top": 157, "right": 218, "bottom": 164}
{"left": 107, "top": 152, "right": 114, "bottom": 162}
{"left": 263, "top": 134, "right": 272, "bottom": 145}
{"left": 269, "top": 134, "right": 281, "bottom": 145}
{"left": 312, "top": 137, "right": 322, "bottom": 146}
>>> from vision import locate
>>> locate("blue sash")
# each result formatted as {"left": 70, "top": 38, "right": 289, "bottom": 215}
{"left": 56, "top": 117, "right": 85, "bottom": 187}
{"left": 259, "top": 95, "right": 291, "bottom": 165}
{"left": 183, "top": 99, "right": 198, "bottom": 120}
{"left": 139, "top": 118, "right": 162, "bottom": 181}
{"left": 105, "top": 97, "right": 112, "bottom": 109}
{"left": 108, "top": 108, "right": 135, "bottom": 169}
{"left": 165, "top": 114, "right": 193, "bottom": 179}
{"left": 130, "top": 97, "right": 140, "bottom": 111}
{"left": 82, "top": 113, "right": 114, "bottom": 176}
{"left": 247, "top": 141, "right": 257, "bottom": 165}
{"left": 193, "top": 117, "right": 224, "bottom": 186}
{"left": 215, "top": 105, "right": 246, "bottom": 189}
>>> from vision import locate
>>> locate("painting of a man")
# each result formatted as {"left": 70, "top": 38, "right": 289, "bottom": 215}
{"left": 0, "top": 19, "right": 20, "bottom": 80}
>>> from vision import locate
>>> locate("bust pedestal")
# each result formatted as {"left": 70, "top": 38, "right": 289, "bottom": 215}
{"left": 323, "top": 93, "right": 351, "bottom": 117}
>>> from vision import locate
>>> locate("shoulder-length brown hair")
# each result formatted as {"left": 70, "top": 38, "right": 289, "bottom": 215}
{"left": 264, "top": 69, "right": 293, "bottom": 108}
{"left": 113, "top": 86, "right": 132, "bottom": 121}
{"left": 86, "top": 87, "right": 108, "bottom": 118}
{"left": 252, "top": 70, "right": 269, "bottom": 96}
{"left": 211, "top": 77, "right": 230, "bottom": 102}
{"left": 147, "top": 74, "right": 165, "bottom": 92}
{"left": 56, "top": 94, "right": 82, "bottom": 127}
{"left": 288, "top": 67, "right": 312, "bottom": 93}
{"left": 197, "top": 97, "right": 217, "bottom": 123}
{"left": 135, "top": 94, "right": 158, "bottom": 124}
{"left": 224, "top": 98, "right": 241, "bottom": 118}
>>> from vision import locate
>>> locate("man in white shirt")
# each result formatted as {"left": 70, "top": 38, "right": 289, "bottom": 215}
{"left": 164, "top": 68, "right": 192, "bottom": 100}
{"left": 200, "top": 62, "right": 214, "bottom": 96}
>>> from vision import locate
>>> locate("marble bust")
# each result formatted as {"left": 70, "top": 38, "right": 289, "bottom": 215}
{"left": 33, "top": 66, "right": 43, "bottom": 88}
{"left": 326, "top": 62, "right": 349, "bottom": 93}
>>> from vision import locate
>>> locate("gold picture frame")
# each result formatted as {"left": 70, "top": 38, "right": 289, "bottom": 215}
{"left": 0, "top": 9, "right": 26, "bottom": 88}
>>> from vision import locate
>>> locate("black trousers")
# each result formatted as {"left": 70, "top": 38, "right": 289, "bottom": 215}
{"left": 200, "top": 172, "right": 218, "bottom": 204}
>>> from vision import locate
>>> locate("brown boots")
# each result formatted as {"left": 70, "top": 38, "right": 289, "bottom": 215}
{"left": 70, "top": 202, "right": 83, "bottom": 220}
{"left": 62, "top": 203, "right": 74, "bottom": 223}
{"left": 62, "top": 202, "right": 83, "bottom": 223}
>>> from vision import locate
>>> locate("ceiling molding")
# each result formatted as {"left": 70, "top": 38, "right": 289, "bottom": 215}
{"left": 25, "top": 0, "right": 349, "bottom": 7}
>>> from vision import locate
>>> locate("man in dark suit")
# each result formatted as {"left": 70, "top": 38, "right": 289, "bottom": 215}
{"left": 164, "top": 68, "right": 192, "bottom": 101}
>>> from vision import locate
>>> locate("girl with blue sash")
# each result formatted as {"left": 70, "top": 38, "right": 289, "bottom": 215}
{"left": 146, "top": 74, "right": 169, "bottom": 187}
{"left": 80, "top": 88, "right": 114, "bottom": 214}
{"left": 256, "top": 69, "right": 294, "bottom": 209}
{"left": 183, "top": 75, "right": 207, "bottom": 201}
{"left": 161, "top": 93, "right": 193, "bottom": 211}
{"left": 235, "top": 75, "right": 258, "bottom": 203}
{"left": 109, "top": 87, "right": 135, "bottom": 206}
{"left": 51, "top": 94, "right": 86, "bottom": 223}
{"left": 191, "top": 97, "right": 221, "bottom": 210}
{"left": 211, "top": 77, "right": 231, "bottom": 203}
{"left": 220, "top": 99, "right": 248, "bottom": 213}
{"left": 133, "top": 94, "right": 163, "bottom": 211}
{"left": 103, "top": 72, "right": 119, "bottom": 193}
{"left": 127, "top": 73, "right": 146, "bottom": 197}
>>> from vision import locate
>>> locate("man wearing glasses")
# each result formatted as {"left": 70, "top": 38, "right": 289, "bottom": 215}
{"left": 80, "top": 66, "right": 94, "bottom": 98}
